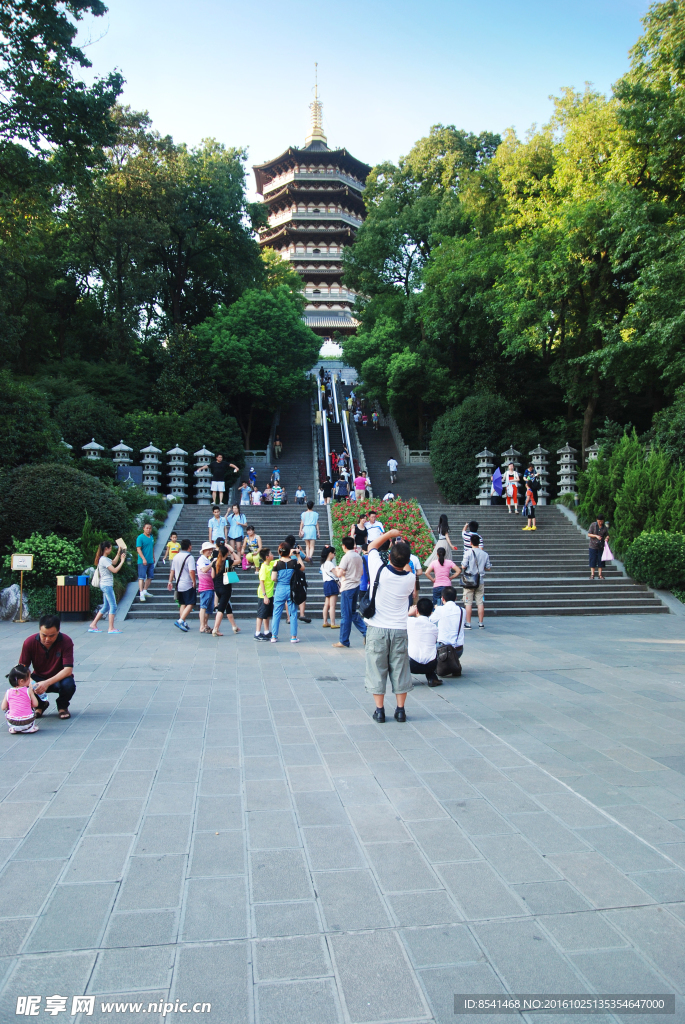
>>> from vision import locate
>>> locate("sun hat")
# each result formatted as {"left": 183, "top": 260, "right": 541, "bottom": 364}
{"left": 201, "top": 541, "right": 214, "bottom": 551}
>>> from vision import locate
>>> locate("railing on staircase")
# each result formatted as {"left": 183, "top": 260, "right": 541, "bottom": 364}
{"left": 374, "top": 404, "right": 431, "bottom": 465}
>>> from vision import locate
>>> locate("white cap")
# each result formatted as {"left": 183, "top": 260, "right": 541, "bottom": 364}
{"left": 201, "top": 541, "right": 214, "bottom": 551}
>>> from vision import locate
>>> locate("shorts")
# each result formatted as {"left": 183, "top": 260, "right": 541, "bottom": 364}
{"left": 589, "top": 548, "right": 603, "bottom": 568}
{"left": 199, "top": 589, "right": 215, "bottom": 612}
{"left": 323, "top": 581, "right": 339, "bottom": 597}
{"left": 211, "top": 480, "right": 225, "bottom": 491}
{"left": 526, "top": 504, "right": 536, "bottom": 518}
{"left": 178, "top": 587, "right": 196, "bottom": 607}
{"left": 463, "top": 583, "right": 485, "bottom": 607}
{"left": 364, "top": 625, "right": 413, "bottom": 695}
{"left": 138, "top": 562, "right": 154, "bottom": 580}
{"left": 256, "top": 598, "right": 272, "bottom": 619}
{"left": 101, "top": 586, "right": 117, "bottom": 615}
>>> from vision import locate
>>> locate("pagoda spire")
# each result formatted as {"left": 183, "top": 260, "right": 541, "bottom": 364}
{"left": 305, "top": 62, "right": 327, "bottom": 148}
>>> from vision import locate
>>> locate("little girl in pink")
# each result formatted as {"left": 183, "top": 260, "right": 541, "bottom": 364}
{"left": 2, "top": 664, "right": 40, "bottom": 733}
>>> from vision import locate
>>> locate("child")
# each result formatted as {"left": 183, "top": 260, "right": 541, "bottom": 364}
{"left": 2, "top": 664, "right": 40, "bottom": 733}
{"left": 523, "top": 484, "right": 537, "bottom": 531}
{"left": 320, "top": 546, "right": 339, "bottom": 629}
{"left": 255, "top": 549, "right": 274, "bottom": 640}
{"left": 165, "top": 531, "right": 181, "bottom": 563}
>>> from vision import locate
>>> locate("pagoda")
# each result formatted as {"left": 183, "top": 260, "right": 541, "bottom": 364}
{"left": 253, "top": 76, "right": 371, "bottom": 337}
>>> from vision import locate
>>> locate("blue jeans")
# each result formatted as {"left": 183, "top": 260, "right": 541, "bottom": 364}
{"left": 339, "top": 587, "right": 367, "bottom": 647}
{"left": 432, "top": 586, "right": 445, "bottom": 607}
{"left": 101, "top": 586, "right": 117, "bottom": 615}
{"left": 272, "top": 586, "right": 297, "bottom": 639}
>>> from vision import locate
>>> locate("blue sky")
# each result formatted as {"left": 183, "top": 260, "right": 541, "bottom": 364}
{"left": 81, "top": 0, "right": 649, "bottom": 194}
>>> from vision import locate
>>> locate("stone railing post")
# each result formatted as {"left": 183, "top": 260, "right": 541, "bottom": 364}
{"left": 167, "top": 445, "right": 189, "bottom": 501}
{"left": 194, "top": 446, "right": 214, "bottom": 504}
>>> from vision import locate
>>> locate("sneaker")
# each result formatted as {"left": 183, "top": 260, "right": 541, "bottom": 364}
{"left": 478, "top": 623, "right": 485, "bottom": 628}
{"left": 107, "top": 629, "right": 122, "bottom": 634}
{"left": 531, "top": 525, "right": 537, "bottom": 530}
{"left": 174, "top": 620, "right": 186, "bottom": 631}
{"left": 394, "top": 706, "right": 407, "bottom": 722}
{"left": 522, "top": 526, "right": 531, "bottom": 531}
{"left": 139, "top": 591, "right": 146, "bottom": 602}
{"left": 262, "top": 632, "right": 272, "bottom": 640}
{"left": 254, "top": 633, "right": 262, "bottom": 641}
{"left": 372, "top": 707, "right": 385, "bottom": 723}
{"left": 290, "top": 637, "right": 300, "bottom": 644}
{"left": 464, "top": 623, "right": 472, "bottom": 629}
{"left": 270, "top": 637, "right": 279, "bottom": 643}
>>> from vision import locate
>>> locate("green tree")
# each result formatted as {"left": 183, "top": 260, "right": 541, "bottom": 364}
{"left": 0, "top": 371, "right": 68, "bottom": 471}
{"left": 194, "top": 287, "right": 320, "bottom": 449}
{"left": 55, "top": 395, "right": 123, "bottom": 453}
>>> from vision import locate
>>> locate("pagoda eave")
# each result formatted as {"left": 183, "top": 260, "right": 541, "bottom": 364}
{"left": 254, "top": 146, "right": 371, "bottom": 195}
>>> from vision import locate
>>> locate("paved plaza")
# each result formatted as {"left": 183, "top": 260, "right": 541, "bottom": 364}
{"left": 0, "top": 612, "right": 684, "bottom": 1024}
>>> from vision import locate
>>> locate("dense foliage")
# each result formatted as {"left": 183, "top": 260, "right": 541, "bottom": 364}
{"left": 3, "top": 533, "right": 85, "bottom": 589}
{"left": 624, "top": 532, "right": 685, "bottom": 591}
{"left": 342, "top": 0, "right": 685, "bottom": 505}
{"left": 0, "top": 464, "right": 131, "bottom": 548}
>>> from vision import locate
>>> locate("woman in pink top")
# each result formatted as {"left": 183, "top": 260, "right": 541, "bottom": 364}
{"left": 354, "top": 474, "right": 369, "bottom": 501}
{"left": 2, "top": 664, "right": 40, "bottom": 733}
{"left": 426, "top": 548, "right": 459, "bottom": 607}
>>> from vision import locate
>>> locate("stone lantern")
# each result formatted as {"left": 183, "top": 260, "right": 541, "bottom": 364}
{"left": 194, "top": 446, "right": 214, "bottom": 504}
{"left": 557, "top": 443, "right": 578, "bottom": 497}
{"left": 585, "top": 442, "right": 601, "bottom": 462}
{"left": 112, "top": 441, "right": 133, "bottom": 471}
{"left": 140, "top": 442, "right": 162, "bottom": 495}
{"left": 475, "top": 449, "right": 495, "bottom": 505}
{"left": 82, "top": 438, "right": 104, "bottom": 460}
{"left": 528, "top": 444, "right": 550, "bottom": 505}
{"left": 60, "top": 438, "right": 72, "bottom": 451}
{"left": 167, "top": 444, "right": 188, "bottom": 501}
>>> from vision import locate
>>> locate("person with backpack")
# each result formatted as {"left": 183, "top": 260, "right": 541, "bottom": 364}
{"left": 270, "top": 542, "right": 305, "bottom": 644}
{"left": 460, "top": 534, "right": 492, "bottom": 629}
{"left": 363, "top": 529, "right": 416, "bottom": 723}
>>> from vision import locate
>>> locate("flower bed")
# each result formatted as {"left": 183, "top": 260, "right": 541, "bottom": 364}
{"left": 330, "top": 499, "right": 434, "bottom": 562}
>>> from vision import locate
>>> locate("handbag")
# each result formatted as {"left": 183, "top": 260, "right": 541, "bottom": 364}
{"left": 174, "top": 554, "right": 192, "bottom": 600}
{"left": 223, "top": 571, "right": 240, "bottom": 585}
{"left": 91, "top": 566, "right": 101, "bottom": 588}
{"left": 461, "top": 551, "right": 481, "bottom": 590}
{"left": 436, "top": 644, "right": 462, "bottom": 678}
{"left": 360, "top": 563, "right": 387, "bottom": 619}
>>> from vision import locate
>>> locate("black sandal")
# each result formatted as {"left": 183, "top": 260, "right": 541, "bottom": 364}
{"left": 58, "top": 709, "right": 71, "bottom": 719}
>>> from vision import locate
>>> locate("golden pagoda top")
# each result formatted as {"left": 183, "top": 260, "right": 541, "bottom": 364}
{"left": 305, "top": 63, "right": 327, "bottom": 148}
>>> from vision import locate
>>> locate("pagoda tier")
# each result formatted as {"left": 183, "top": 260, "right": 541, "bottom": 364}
{"left": 253, "top": 96, "right": 370, "bottom": 338}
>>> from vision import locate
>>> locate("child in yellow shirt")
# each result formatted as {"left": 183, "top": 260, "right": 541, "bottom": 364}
{"left": 164, "top": 532, "right": 181, "bottom": 563}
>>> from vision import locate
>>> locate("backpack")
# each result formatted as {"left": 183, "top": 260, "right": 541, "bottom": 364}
{"left": 290, "top": 564, "right": 308, "bottom": 605}
{"left": 461, "top": 550, "right": 481, "bottom": 590}
{"left": 360, "top": 562, "right": 387, "bottom": 619}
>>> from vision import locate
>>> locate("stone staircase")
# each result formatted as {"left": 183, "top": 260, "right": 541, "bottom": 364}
{"left": 265, "top": 399, "right": 316, "bottom": 498}
{"left": 419, "top": 503, "right": 668, "bottom": 616}
{"left": 126, "top": 505, "right": 333, "bottom": 622}
{"left": 359, "top": 424, "right": 444, "bottom": 503}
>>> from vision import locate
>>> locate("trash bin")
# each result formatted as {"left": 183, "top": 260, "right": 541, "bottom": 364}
{"left": 56, "top": 576, "right": 90, "bottom": 620}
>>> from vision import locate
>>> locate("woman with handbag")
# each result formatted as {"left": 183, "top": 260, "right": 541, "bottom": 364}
{"left": 211, "top": 540, "right": 240, "bottom": 636}
{"left": 88, "top": 541, "right": 127, "bottom": 634}
{"left": 320, "top": 545, "right": 339, "bottom": 629}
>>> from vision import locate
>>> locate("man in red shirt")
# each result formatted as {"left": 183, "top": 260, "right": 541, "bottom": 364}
{"left": 19, "top": 614, "right": 76, "bottom": 720}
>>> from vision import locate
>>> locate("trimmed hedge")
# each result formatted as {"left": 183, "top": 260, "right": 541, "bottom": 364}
{"left": 623, "top": 531, "right": 685, "bottom": 592}
{"left": 0, "top": 463, "right": 131, "bottom": 548}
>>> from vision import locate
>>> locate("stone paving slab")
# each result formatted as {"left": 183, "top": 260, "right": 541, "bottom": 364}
{"left": 0, "top": 615, "right": 684, "bottom": 1023}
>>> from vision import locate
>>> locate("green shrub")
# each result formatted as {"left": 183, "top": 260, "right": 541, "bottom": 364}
{"left": 26, "top": 586, "right": 57, "bottom": 619}
{"left": 612, "top": 449, "right": 674, "bottom": 556}
{"left": 77, "top": 458, "right": 116, "bottom": 481}
{"left": 553, "top": 493, "right": 577, "bottom": 509}
{"left": 55, "top": 394, "right": 123, "bottom": 452}
{"left": 0, "top": 463, "right": 131, "bottom": 548}
{"left": 623, "top": 531, "right": 685, "bottom": 591}
{"left": 653, "top": 387, "right": 685, "bottom": 463}
{"left": 3, "top": 533, "right": 85, "bottom": 589}
{"left": 431, "top": 395, "right": 520, "bottom": 504}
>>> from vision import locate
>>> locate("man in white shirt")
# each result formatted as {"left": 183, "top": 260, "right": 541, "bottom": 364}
{"left": 364, "top": 529, "right": 416, "bottom": 723}
{"left": 364, "top": 511, "right": 384, "bottom": 543}
{"left": 167, "top": 540, "right": 196, "bottom": 632}
{"left": 407, "top": 597, "right": 440, "bottom": 686}
{"left": 430, "top": 586, "right": 465, "bottom": 657}
{"left": 332, "top": 537, "right": 367, "bottom": 649}
{"left": 387, "top": 457, "right": 398, "bottom": 483}
{"left": 461, "top": 534, "right": 492, "bottom": 629}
